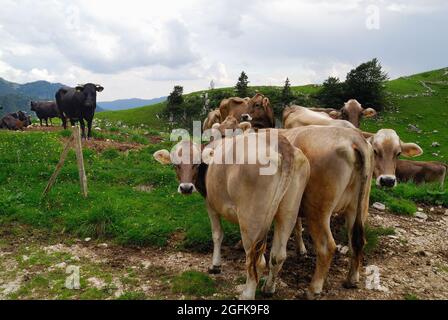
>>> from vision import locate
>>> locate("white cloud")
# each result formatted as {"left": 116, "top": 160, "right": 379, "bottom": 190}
{"left": 0, "top": 0, "right": 446, "bottom": 100}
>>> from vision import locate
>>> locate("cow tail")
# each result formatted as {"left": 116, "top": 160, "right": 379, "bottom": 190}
{"left": 248, "top": 133, "right": 295, "bottom": 283}
{"left": 351, "top": 141, "right": 370, "bottom": 259}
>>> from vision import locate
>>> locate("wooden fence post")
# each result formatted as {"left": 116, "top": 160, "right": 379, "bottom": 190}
{"left": 74, "top": 125, "right": 88, "bottom": 197}
{"left": 42, "top": 135, "right": 74, "bottom": 198}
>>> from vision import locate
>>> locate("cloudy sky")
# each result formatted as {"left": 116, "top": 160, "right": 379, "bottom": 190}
{"left": 0, "top": 0, "right": 446, "bottom": 101}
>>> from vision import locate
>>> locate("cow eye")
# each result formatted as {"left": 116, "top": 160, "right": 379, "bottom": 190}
{"left": 397, "top": 152, "right": 401, "bottom": 157}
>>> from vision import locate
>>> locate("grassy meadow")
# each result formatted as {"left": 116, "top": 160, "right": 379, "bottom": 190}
{"left": 1, "top": 68, "right": 447, "bottom": 254}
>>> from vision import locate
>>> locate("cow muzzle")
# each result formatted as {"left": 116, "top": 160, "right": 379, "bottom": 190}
{"left": 241, "top": 114, "right": 253, "bottom": 122}
{"left": 377, "top": 175, "right": 397, "bottom": 188}
{"left": 178, "top": 183, "right": 196, "bottom": 195}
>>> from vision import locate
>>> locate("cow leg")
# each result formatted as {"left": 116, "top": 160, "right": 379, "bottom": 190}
{"left": 262, "top": 211, "right": 297, "bottom": 296}
{"left": 239, "top": 232, "right": 267, "bottom": 300}
{"left": 45, "top": 118, "right": 49, "bottom": 127}
{"left": 62, "top": 117, "right": 69, "bottom": 129}
{"left": 307, "top": 213, "right": 336, "bottom": 299}
{"left": 79, "top": 119, "right": 86, "bottom": 139}
{"left": 49, "top": 118, "right": 53, "bottom": 126}
{"left": 207, "top": 204, "right": 224, "bottom": 274}
{"left": 344, "top": 211, "right": 363, "bottom": 289}
{"left": 294, "top": 218, "right": 307, "bottom": 256}
{"left": 87, "top": 119, "right": 93, "bottom": 140}
{"left": 40, "top": 118, "right": 43, "bottom": 127}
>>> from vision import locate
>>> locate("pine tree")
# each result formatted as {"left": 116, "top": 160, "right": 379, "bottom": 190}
{"left": 281, "top": 78, "right": 294, "bottom": 106}
{"left": 235, "top": 71, "right": 249, "bottom": 97}
{"left": 165, "top": 85, "right": 184, "bottom": 121}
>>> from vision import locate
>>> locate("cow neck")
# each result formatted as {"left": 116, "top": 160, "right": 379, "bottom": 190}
{"left": 196, "top": 162, "right": 208, "bottom": 198}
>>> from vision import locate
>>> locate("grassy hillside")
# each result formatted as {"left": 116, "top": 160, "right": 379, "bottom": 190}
{"left": 98, "top": 69, "right": 447, "bottom": 164}
{"left": 362, "top": 68, "right": 448, "bottom": 162}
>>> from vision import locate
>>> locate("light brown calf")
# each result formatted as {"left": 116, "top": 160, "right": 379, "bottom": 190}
{"left": 328, "top": 99, "right": 377, "bottom": 128}
{"left": 219, "top": 97, "right": 251, "bottom": 122}
{"left": 396, "top": 159, "right": 447, "bottom": 188}
{"left": 154, "top": 132, "right": 310, "bottom": 300}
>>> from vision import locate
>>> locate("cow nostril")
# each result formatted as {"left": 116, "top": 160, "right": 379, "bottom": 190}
{"left": 380, "top": 177, "right": 396, "bottom": 188}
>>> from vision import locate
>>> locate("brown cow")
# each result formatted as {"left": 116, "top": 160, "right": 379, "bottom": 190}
{"left": 243, "top": 93, "right": 275, "bottom": 129}
{"left": 203, "top": 109, "right": 222, "bottom": 131}
{"left": 279, "top": 125, "right": 374, "bottom": 299}
{"left": 329, "top": 99, "right": 377, "bottom": 128}
{"left": 365, "top": 129, "right": 423, "bottom": 188}
{"left": 396, "top": 159, "right": 447, "bottom": 188}
{"left": 218, "top": 94, "right": 275, "bottom": 130}
{"left": 218, "top": 97, "right": 251, "bottom": 122}
{"left": 283, "top": 105, "right": 356, "bottom": 129}
{"left": 154, "top": 132, "right": 310, "bottom": 300}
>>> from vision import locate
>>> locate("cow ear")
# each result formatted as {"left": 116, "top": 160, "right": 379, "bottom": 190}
{"left": 212, "top": 123, "right": 220, "bottom": 130}
{"left": 153, "top": 149, "right": 172, "bottom": 165}
{"left": 96, "top": 85, "right": 104, "bottom": 92}
{"left": 363, "top": 108, "right": 377, "bottom": 118}
{"left": 401, "top": 142, "right": 423, "bottom": 157}
{"left": 262, "top": 97, "right": 270, "bottom": 109}
{"left": 213, "top": 110, "right": 221, "bottom": 123}
{"left": 329, "top": 111, "right": 341, "bottom": 119}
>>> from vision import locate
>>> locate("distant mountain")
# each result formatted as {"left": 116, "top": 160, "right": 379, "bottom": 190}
{"left": 0, "top": 77, "right": 66, "bottom": 116}
{"left": 97, "top": 97, "right": 167, "bottom": 111}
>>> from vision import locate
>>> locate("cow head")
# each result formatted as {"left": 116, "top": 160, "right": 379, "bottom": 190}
{"left": 244, "top": 93, "right": 275, "bottom": 128}
{"left": 75, "top": 83, "right": 104, "bottom": 108}
{"left": 212, "top": 116, "right": 252, "bottom": 136}
{"left": 203, "top": 109, "right": 222, "bottom": 131}
{"left": 330, "top": 99, "right": 377, "bottom": 128}
{"left": 153, "top": 141, "right": 203, "bottom": 195}
{"left": 367, "top": 129, "right": 423, "bottom": 188}
{"left": 30, "top": 101, "right": 37, "bottom": 111}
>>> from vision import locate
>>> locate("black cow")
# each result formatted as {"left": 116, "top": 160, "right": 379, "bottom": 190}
{"left": 0, "top": 111, "right": 31, "bottom": 130}
{"left": 10, "top": 111, "right": 32, "bottom": 126}
{"left": 55, "top": 83, "right": 104, "bottom": 139}
{"left": 30, "top": 101, "right": 61, "bottom": 127}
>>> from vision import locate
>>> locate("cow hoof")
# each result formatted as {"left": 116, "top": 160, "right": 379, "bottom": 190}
{"left": 343, "top": 280, "right": 359, "bottom": 289}
{"left": 305, "top": 290, "right": 322, "bottom": 300}
{"left": 208, "top": 266, "right": 221, "bottom": 274}
{"left": 260, "top": 282, "right": 275, "bottom": 298}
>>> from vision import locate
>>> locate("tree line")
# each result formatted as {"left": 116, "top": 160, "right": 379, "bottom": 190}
{"left": 163, "top": 58, "right": 389, "bottom": 127}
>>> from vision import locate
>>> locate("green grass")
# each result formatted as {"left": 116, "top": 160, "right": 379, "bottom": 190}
{"left": 97, "top": 102, "right": 167, "bottom": 131}
{"left": 0, "top": 129, "right": 239, "bottom": 249}
{"left": 404, "top": 293, "right": 419, "bottom": 300}
{"left": 365, "top": 226, "right": 396, "bottom": 253}
{"left": 171, "top": 271, "right": 216, "bottom": 297}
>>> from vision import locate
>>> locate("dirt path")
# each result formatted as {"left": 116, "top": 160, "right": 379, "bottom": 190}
{"left": 1, "top": 208, "right": 447, "bottom": 300}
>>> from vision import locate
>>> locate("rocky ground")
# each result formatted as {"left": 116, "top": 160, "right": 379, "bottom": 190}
{"left": 1, "top": 206, "right": 447, "bottom": 300}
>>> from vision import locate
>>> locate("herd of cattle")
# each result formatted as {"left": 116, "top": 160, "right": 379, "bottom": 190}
{"left": 0, "top": 85, "right": 446, "bottom": 300}
{"left": 154, "top": 93, "right": 447, "bottom": 300}
{"left": 0, "top": 83, "right": 104, "bottom": 138}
